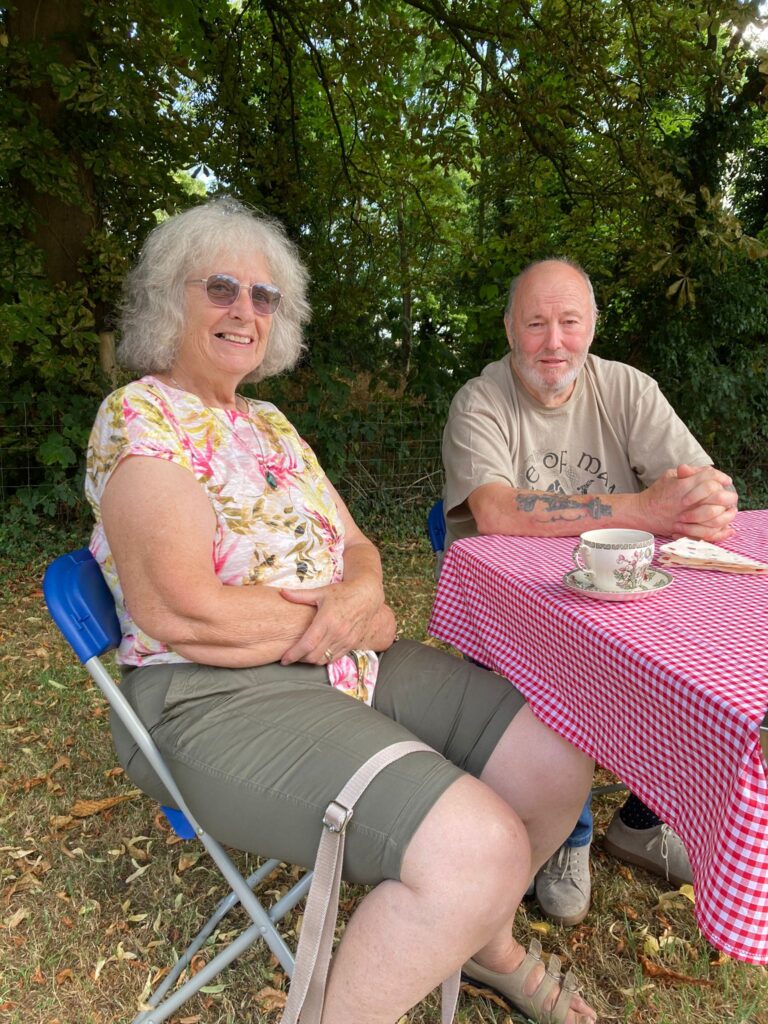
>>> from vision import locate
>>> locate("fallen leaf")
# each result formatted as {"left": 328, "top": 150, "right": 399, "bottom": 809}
{"left": 6, "top": 870, "right": 44, "bottom": 898}
{"left": 7, "top": 847, "right": 36, "bottom": 859}
{"left": 619, "top": 983, "right": 655, "bottom": 997}
{"left": 31, "top": 965, "right": 45, "bottom": 985}
{"left": 54, "top": 968, "right": 74, "bottom": 985}
{"left": 177, "top": 851, "right": 201, "bottom": 873}
{"left": 125, "top": 836, "right": 151, "bottom": 863}
{"left": 3, "top": 907, "right": 30, "bottom": 929}
{"left": 49, "top": 814, "right": 75, "bottom": 830}
{"left": 678, "top": 883, "right": 695, "bottom": 904}
{"left": 190, "top": 954, "right": 207, "bottom": 977}
{"left": 256, "top": 986, "right": 287, "bottom": 1011}
{"left": 529, "top": 921, "right": 552, "bottom": 934}
{"left": 638, "top": 954, "right": 712, "bottom": 986}
{"left": 125, "top": 862, "right": 151, "bottom": 884}
{"left": 460, "top": 981, "right": 509, "bottom": 1010}
{"left": 655, "top": 890, "right": 693, "bottom": 911}
{"left": 70, "top": 790, "right": 142, "bottom": 817}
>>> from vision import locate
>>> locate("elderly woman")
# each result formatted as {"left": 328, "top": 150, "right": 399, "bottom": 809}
{"left": 84, "top": 198, "right": 597, "bottom": 1024}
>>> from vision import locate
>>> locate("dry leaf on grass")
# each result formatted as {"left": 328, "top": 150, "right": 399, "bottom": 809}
{"left": 256, "top": 986, "right": 287, "bottom": 1011}
{"left": 638, "top": 954, "right": 712, "bottom": 986}
{"left": 22, "top": 754, "right": 71, "bottom": 793}
{"left": 3, "top": 906, "right": 30, "bottom": 929}
{"left": 530, "top": 920, "right": 552, "bottom": 934}
{"left": 49, "top": 814, "right": 75, "bottom": 830}
{"left": 177, "top": 850, "right": 201, "bottom": 873}
{"left": 70, "top": 789, "right": 142, "bottom": 817}
{"left": 125, "top": 836, "right": 151, "bottom": 862}
{"left": 460, "top": 981, "right": 510, "bottom": 1010}
{"left": 655, "top": 886, "right": 695, "bottom": 911}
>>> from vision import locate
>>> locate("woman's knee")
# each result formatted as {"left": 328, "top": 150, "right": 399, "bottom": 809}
{"left": 402, "top": 776, "right": 530, "bottom": 914}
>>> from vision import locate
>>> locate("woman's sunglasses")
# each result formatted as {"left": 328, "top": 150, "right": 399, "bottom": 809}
{"left": 186, "top": 274, "right": 282, "bottom": 315}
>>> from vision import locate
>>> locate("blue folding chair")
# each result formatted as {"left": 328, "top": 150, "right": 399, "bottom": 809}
{"left": 427, "top": 499, "right": 447, "bottom": 579}
{"left": 43, "top": 549, "right": 313, "bottom": 1024}
{"left": 427, "top": 498, "right": 446, "bottom": 555}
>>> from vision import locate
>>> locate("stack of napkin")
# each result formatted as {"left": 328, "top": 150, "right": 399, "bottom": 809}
{"left": 659, "top": 538, "right": 768, "bottom": 575}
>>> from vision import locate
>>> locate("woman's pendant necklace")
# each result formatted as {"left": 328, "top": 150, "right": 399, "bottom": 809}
{"left": 240, "top": 398, "right": 279, "bottom": 490}
{"left": 167, "top": 377, "right": 278, "bottom": 490}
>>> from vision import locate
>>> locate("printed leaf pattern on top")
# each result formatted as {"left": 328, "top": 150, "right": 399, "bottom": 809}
{"left": 84, "top": 377, "right": 377, "bottom": 702}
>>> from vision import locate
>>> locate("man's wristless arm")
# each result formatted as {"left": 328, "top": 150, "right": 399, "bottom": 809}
{"left": 467, "top": 483, "right": 638, "bottom": 537}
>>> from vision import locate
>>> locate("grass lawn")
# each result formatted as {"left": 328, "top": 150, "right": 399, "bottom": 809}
{"left": 1, "top": 519, "right": 766, "bottom": 1023}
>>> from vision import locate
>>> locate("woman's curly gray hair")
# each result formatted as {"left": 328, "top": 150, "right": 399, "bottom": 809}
{"left": 117, "top": 197, "right": 310, "bottom": 382}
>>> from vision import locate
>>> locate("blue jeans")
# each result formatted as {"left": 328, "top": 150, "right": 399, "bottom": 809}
{"left": 565, "top": 795, "right": 593, "bottom": 848}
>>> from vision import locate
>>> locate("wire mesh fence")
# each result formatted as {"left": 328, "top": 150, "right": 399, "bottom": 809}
{"left": 0, "top": 400, "right": 445, "bottom": 510}
{"left": 331, "top": 410, "right": 444, "bottom": 509}
{"left": 0, "top": 401, "right": 59, "bottom": 501}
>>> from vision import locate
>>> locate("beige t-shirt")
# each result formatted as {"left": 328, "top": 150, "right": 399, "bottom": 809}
{"left": 442, "top": 353, "right": 710, "bottom": 548}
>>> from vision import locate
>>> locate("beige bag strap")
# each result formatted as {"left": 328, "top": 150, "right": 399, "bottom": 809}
{"left": 281, "top": 739, "right": 461, "bottom": 1024}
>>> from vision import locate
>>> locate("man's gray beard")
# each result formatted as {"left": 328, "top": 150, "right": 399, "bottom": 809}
{"left": 510, "top": 350, "right": 586, "bottom": 398}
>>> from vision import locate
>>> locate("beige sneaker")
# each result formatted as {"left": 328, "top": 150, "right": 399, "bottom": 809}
{"left": 535, "top": 843, "right": 591, "bottom": 926}
{"left": 603, "top": 811, "right": 693, "bottom": 887}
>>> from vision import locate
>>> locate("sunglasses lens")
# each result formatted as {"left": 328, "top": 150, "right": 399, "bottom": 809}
{"left": 250, "top": 285, "right": 282, "bottom": 315}
{"left": 205, "top": 275, "right": 239, "bottom": 305}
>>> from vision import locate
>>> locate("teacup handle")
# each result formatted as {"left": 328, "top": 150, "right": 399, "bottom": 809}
{"left": 572, "top": 542, "right": 592, "bottom": 576}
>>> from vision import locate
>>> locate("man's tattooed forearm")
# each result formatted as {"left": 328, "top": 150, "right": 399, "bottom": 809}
{"left": 515, "top": 493, "right": 613, "bottom": 519}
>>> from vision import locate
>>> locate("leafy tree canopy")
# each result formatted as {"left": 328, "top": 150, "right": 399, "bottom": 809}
{"left": 1, "top": 0, "right": 767, "bottom": 520}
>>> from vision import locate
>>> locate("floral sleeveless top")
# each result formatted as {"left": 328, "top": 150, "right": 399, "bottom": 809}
{"left": 84, "top": 377, "right": 378, "bottom": 703}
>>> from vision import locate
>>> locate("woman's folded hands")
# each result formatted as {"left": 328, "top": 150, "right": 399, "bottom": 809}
{"left": 279, "top": 575, "right": 396, "bottom": 665}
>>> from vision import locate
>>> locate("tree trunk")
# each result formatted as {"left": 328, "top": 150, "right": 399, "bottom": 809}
{"left": 6, "top": 0, "right": 97, "bottom": 288}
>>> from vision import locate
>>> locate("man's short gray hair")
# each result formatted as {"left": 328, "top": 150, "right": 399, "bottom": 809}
{"left": 503, "top": 258, "right": 599, "bottom": 327}
{"left": 117, "top": 197, "right": 311, "bottom": 383}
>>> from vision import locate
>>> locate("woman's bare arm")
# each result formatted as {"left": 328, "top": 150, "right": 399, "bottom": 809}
{"left": 101, "top": 456, "right": 396, "bottom": 667}
{"left": 101, "top": 456, "right": 318, "bottom": 667}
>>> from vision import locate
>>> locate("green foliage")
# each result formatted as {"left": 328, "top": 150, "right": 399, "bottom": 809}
{"left": 1, "top": 0, "right": 767, "bottom": 522}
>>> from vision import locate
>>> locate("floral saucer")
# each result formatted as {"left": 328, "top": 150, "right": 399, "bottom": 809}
{"left": 563, "top": 566, "right": 673, "bottom": 602}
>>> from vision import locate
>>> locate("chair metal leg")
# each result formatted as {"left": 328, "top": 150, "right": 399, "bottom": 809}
{"left": 591, "top": 782, "right": 629, "bottom": 796}
{"left": 131, "top": 922, "right": 264, "bottom": 1024}
{"left": 130, "top": 862, "right": 314, "bottom": 1023}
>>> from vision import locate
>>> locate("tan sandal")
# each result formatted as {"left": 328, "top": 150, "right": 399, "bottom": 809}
{"left": 462, "top": 937, "right": 595, "bottom": 1024}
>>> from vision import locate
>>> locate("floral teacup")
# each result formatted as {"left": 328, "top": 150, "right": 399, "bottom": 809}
{"left": 572, "top": 529, "right": 655, "bottom": 592}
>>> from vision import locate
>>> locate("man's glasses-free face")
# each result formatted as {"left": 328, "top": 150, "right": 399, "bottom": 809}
{"left": 186, "top": 274, "right": 282, "bottom": 315}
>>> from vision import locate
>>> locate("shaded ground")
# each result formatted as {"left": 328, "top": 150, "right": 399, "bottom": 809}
{"left": 1, "top": 525, "right": 766, "bottom": 1023}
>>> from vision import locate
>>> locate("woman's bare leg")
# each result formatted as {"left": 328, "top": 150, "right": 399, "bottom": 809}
{"left": 480, "top": 705, "right": 595, "bottom": 874}
{"left": 322, "top": 710, "right": 596, "bottom": 1023}
{"left": 471, "top": 706, "right": 597, "bottom": 1021}
{"left": 321, "top": 774, "right": 527, "bottom": 1023}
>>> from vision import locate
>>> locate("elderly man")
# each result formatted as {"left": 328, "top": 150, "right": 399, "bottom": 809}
{"left": 441, "top": 258, "right": 737, "bottom": 926}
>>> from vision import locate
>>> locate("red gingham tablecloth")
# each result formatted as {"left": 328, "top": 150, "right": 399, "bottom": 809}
{"left": 428, "top": 509, "right": 768, "bottom": 963}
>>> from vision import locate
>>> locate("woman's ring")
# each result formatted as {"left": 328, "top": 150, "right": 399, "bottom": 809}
{"left": 323, "top": 648, "right": 333, "bottom": 662}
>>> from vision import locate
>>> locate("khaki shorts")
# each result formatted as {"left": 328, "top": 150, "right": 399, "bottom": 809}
{"left": 112, "top": 640, "right": 526, "bottom": 885}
